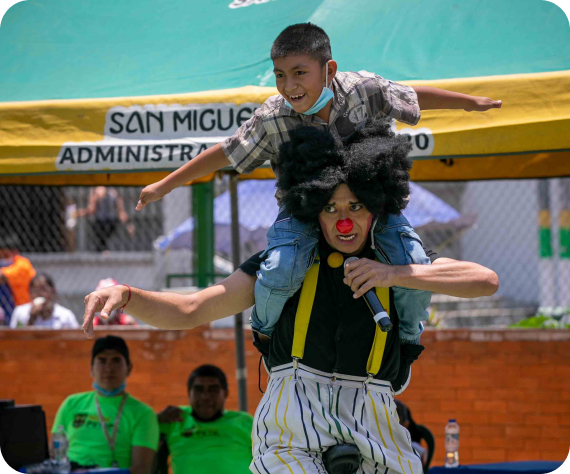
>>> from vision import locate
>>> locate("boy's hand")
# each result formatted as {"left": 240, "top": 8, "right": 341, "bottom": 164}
{"left": 464, "top": 96, "right": 502, "bottom": 112}
{"left": 136, "top": 182, "right": 167, "bottom": 210}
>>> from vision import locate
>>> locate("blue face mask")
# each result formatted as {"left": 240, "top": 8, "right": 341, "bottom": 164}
{"left": 93, "top": 381, "right": 126, "bottom": 397}
{"left": 284, "top": 62, "right": 334, "bottom": 116}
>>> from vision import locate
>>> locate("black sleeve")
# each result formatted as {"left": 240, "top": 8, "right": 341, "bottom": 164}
{"left": 238, "top": 251, "right": 263, "bottom": 277}
{"left": 423, "top": 247, "right": 438, "bottom": 263}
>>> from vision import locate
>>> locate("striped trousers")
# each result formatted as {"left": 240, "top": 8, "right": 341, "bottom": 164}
{"left": 251, "top": 363, "right": 423, "bottom": 474}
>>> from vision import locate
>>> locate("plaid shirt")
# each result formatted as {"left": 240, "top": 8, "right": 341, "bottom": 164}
{"left": 221, "top": 70, "right": 420, "bottom": 174}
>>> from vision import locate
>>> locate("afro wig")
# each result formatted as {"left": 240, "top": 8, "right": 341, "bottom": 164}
{"left": 275, "top": 118, "right": 412, "bottom": 222}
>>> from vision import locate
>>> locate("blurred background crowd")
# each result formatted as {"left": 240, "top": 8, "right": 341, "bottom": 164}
{"left": 2, "top": 178, "right": 570, "bottom": 331}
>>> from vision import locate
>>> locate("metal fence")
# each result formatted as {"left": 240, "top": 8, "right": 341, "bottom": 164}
{"left": 1, "top": 177, "right": 569, "bottom": 328}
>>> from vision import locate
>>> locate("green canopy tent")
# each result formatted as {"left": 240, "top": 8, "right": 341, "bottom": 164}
{"left": 1, "top": 0, "right": 569, "bottom": 185}
{"left": 1, "top": 0, "right": 569, "bottom": 409}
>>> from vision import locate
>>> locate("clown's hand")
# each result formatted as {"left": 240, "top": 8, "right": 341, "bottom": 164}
{"left": 343, "top": 258, "right": 396, "bottom": 298}
{"left": 465, "top": 96, "right": 502, "bottom": 112}
{"left": 83, "top": 285, "right": 129, "bottom": 339}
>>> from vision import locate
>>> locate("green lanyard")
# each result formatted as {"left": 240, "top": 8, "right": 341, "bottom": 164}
{"left": 95, "top": 393, "right": 128, "bottom": 468}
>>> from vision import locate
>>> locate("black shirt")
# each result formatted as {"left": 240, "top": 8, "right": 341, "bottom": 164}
{"left": 240, "top": 238, "right": 437, "bottom": 382}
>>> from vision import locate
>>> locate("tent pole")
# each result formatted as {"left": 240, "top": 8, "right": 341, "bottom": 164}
{"left": 538, "top": 179, "right": 555, "bottom": 307}
{"left": 192, "top": 182, "right": 215, "bottom": 287}
{"left": 230, "top": 173, "right": 248, "bottom": 412}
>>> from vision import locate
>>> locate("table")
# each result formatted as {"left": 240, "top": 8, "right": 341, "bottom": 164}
{"left": 429, "top": 461, "right": 562, "bottom": 474}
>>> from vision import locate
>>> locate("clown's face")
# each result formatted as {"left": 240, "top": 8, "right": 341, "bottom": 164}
{"left": 318, "top": 184, "right": 373, "bottom": 255}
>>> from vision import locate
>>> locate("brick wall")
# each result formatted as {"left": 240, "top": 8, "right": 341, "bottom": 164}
{"left": 1, "top": 328, "right": 568, "bottom": 466}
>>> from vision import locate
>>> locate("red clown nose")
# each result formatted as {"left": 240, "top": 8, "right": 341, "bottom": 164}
{"left": 336, "top": 218, "right": 354, "bottom": 234}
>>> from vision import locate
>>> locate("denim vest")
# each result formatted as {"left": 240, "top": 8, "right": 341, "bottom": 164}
{"left": 371, "top": 213, "right": 432, "bottom": 342}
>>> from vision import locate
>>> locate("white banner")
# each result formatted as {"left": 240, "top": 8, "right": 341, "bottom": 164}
{"left": 56, "top": 102, "right": 260, "bottom": 172}
{"left": 56, "top": 101, "right": 435, "bottom": 172}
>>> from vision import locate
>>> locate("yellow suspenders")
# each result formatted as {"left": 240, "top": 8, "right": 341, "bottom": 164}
{"left": 291, "top": 257, "right": 390, "bottom": 379}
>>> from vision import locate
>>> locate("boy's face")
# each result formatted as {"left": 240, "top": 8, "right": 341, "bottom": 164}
{"left": 273, "top": 55, "right": 337, "bottom": 114}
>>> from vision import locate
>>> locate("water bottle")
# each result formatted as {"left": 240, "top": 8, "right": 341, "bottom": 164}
{"left": 445, "top": 419, "right": 460, "bottom": 467}
{"left": 52, "top": 425, "right": 71, "bottom": 474}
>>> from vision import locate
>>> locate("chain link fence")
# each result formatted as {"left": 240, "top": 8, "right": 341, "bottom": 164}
{"left": 2, "top": 177, "right": 569, "bottom": 328}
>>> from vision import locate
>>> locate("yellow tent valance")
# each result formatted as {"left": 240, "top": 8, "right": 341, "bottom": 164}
{"left": 1, "top": 71, "right": 569, "bottom": 184}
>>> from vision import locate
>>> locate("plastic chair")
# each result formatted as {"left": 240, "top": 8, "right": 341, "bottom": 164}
{"left": 416, "top": 424, "right": 435, "bottom": 472}
{"left": 151, "top": 434, "right": 169, "bottom": 474}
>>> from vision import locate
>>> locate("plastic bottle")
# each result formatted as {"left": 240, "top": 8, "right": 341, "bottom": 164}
{"left": 52, "top": 426, "right": 71, "bottom": 474}
{"left": 444, "top": 419, "right": 460, "bottom": 468}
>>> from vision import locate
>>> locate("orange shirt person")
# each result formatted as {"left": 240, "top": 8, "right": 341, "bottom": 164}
{"left": 0, "top": 235, "right": 36, "bottom": 324}
{"left": 1, "top": 254, "right": 36, "bottom": 306}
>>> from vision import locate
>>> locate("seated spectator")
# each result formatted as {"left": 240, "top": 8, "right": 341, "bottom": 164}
{"left": 395, "top": 400, "right": 431, "bottom": 470}
{"left": 92, "top": 279, "right": 137, "bottom": 327}
{"left": 52, "top": 335, "right": 158, "bottom": 474}
{"left": 158, "top": 365, "right": 253, "bottom": 474}
{"left": 10, "top": 273, "right": 78, "bottom": 329}
{"left": 0, "top": 234, "right": 36, "bottom": 325}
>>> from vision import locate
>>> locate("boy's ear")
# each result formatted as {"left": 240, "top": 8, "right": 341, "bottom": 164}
{"left": 327, "top": 60, "right": 338, "bottom": 82}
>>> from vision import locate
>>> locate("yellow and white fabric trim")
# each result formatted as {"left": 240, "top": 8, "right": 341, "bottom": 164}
{"left": 2, "top": 70, "right": 569, "bottom": 185}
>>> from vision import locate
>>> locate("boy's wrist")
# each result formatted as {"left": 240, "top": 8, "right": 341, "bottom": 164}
{"left": 158, "top": 177, "right": 175, "bottom": 195}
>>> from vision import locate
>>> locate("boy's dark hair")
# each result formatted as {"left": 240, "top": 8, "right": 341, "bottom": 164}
{"left": 187, "top": 364, "right": 228, "bottom": 393}
{"left": 30, "top": 272, "right": 56, "bottom": 291}
{"left": 271, "top": 23, "right": 332, "bottom": 66}
{"left": 275, "top": 118, "right": 412, "bottom": 222}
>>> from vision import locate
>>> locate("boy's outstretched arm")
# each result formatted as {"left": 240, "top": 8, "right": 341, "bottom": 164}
{"left": 136, "top": 143, "right": 231, "bottom": 210}
{"left": 412, "top": 86, "right": 502, "bottom": 112}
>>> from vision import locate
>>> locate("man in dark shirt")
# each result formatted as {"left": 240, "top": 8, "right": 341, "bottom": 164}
{"left": 83, "top": 121, "right": 498, "bottom": 474}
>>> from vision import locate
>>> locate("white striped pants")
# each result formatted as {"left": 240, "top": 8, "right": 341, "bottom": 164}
{"left": 251, "top": 363, "right": 423, "bottom": 474}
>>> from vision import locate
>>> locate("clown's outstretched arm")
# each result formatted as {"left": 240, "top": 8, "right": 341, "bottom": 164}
{"left": 345, "top": 258, "right": 499, "bottom": 299}
{"left": 82, "top": 270, "right": 256, "bottom": 338}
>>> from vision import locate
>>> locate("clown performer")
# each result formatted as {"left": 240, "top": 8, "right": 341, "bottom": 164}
{"left": 83, "top": 120, "right": 498, "bottom": 474}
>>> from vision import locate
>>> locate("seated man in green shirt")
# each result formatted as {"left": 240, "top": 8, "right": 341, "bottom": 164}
{"left": 157, "top": 364, "right": 253, "bottom": 474}
{"left": 51, "top": 335, "right": 159, "bottom": 474}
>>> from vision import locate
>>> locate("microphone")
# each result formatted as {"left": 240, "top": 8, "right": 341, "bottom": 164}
{"left": 344, "top": 257, "right": 393, "bottom": 332}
